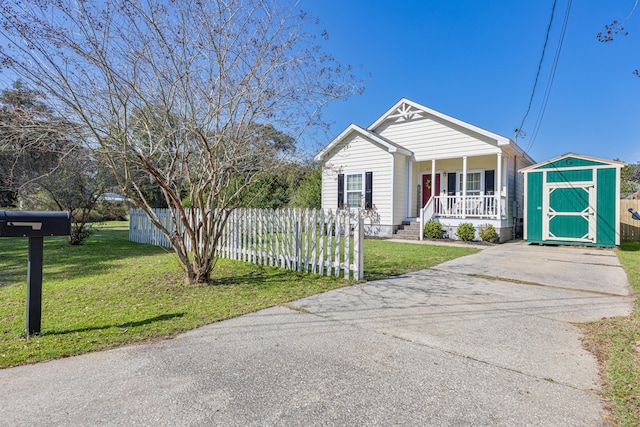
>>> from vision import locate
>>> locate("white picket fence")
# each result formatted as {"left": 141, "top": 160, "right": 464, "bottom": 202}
{"left": 129, "top": 208, "right": 364, "bottom": 280}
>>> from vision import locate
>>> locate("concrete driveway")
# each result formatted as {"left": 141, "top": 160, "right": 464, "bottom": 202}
{"left": 0, "top": 241, "right": 634, "bottom": 426}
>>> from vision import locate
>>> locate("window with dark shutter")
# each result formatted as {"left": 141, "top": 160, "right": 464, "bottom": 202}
{"left": 365, "top": 172, "right": 373, "bottom": 209}
{"left": 337, "top": 174, "right": 344, "bottom": 208}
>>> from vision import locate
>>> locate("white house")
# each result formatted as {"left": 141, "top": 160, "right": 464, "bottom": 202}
{"left": 314, "top": 98, "right": 535, "bottom": 241}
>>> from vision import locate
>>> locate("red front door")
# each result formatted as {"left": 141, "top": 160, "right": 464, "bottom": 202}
{"left": 422, "top": 174, "right": 441, "bottom": 207}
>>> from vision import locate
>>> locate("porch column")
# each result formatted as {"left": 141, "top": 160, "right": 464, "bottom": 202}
{"left": 431, "top": 159, "right": 436, "bottom": 202}
{"left": 407, "top": 160, "right": 412, "bottom": 218}
{"left": 462, "top": 156, "right": 467, "bottom": 219}
{"left": 496, "top": 153, "right": 502, "bottom": 218}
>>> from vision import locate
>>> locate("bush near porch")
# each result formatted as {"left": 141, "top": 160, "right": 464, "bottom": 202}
{"left": 0, "top": 222, "right": 476, "bottom": 368}
{"left": 423, "top": 220, "right": 445, "bottom": 239}
{"left": 455, "top": 223, "right": 476, "bottom": 241}
{"left": 479, "top": 224, "right": 498, "bottom": 242}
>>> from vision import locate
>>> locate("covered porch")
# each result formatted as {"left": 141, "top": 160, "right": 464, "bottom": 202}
{"left": 407, "top": 153, "right": 509, "bottom": 240}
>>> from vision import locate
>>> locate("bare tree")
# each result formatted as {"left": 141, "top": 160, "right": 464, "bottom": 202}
{"left": 597, "top": 0, "right": 639, "bottom": 77}
{"left": 28, "top": 147, "right": 112, "bottom": 245}
{"left": 0, "top": 0, "right": 363, "bottom": 283}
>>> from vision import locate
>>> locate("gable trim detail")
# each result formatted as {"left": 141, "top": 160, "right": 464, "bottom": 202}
{"left": 368, "top": 98, "right": 512, "bottom": 146}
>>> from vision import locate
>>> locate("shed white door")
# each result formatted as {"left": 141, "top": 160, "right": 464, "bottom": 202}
{"left": 542, "top": 181, "right": 596, "bottom": 243}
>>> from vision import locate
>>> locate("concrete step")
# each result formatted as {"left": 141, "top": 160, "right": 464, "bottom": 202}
{"left": 397, "top": 221, "right": 419, "bottom": 227}
{"left": 391, "top": 234, "right": 420, "bottom": 240}
{"left": 396, "top": 228, "right": 420, "bottom": 235}
{"left": 394, "top": 220, "right": 421, "bottom": 240}
{"left": 398, "top": 226, "right": 421, "bottom": 232}
{"left": 397, "top": 223, "right": 421, "bottom": 231}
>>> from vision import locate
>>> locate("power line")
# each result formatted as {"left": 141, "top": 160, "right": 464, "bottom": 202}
{"left": 526, "top": 0, "right": 572, "bottom": 153}
{"left": 516, "top": 0, "right": 557, "bottom": 140}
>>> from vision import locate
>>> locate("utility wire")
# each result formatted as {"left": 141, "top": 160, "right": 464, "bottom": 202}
{"left": 526, "top": 0, "right": 572, "bottom": 152}
{"left": 516, "top": 0, "right": 557, "bottom": 140}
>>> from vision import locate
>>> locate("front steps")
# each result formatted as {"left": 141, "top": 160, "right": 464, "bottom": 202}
{"left": 392, "top": 220, "right": 421, "bottom": 240}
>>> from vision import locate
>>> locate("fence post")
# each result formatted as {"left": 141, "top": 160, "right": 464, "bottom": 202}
{"left": 311, "top": 209, "right": 317, "bottom": 274}
{"left": 268, "top": 209, "right": 274, "bottom": 267}
{"left": 334, "top": 210, "right": 341, "bottom": 278}
{"left": 297, "top": 208, "right": 303, "bottom": 272}
{"left": 302, "top": 208, "right": 309, "bottom": 273}
{"left": 326, "top": 209, "right": 333, "bottom": 276}
{"left": 353, "top": 214, "right": 364, "bottom": 280}
{"left": 344, "top": 211, "right": 350, "bottom": 280}
{"left": 318, "top": 209, "right": 324, "bottom": 276}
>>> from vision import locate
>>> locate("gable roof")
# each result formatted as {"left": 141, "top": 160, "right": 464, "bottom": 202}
{"left": 519, "top": 152, "right": 626, "bottom": 173}
{"left": 369, "top": 98, "right": 513, "bottom": 146}
{"left": 314, "top": 124, "right": 413, "bottom": 161}
{"left": 316, "top": 98, "right": 536, "bottom": 164}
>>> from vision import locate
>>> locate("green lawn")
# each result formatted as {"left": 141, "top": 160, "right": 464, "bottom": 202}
{"left": 582, "top": 241, "right": 640, "bottom": 426}
{"left": 0, "top": 222, "right": 476, "bottom": 368}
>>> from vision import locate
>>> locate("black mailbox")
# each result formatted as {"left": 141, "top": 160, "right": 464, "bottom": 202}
{"left": 0, "top": 210, "right": 71, "bottom": 337}
{"left": 0, "top": 210, "right": 71, "bottom": 237}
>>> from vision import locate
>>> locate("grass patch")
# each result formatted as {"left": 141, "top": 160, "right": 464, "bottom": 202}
{"left": 0, "top": 223, "right": 474, "bottom": 368}
{"left": 581, "top": 241, "right": 640, "bottom": 426}
{"left": 363, "top": 240, "right": 477, "bottom": 281}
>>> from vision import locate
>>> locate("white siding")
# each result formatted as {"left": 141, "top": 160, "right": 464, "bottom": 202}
{"left": 321, "top": 168, "right": 339, "bottom": 212}
{"left": 504, "top": 155, "right": 528, "bottom": 225}
{"left": 514, "top": 155, "right": 528, "bottom": 220}
{"left": 375, "top": 115, "right": 500, "bottom": 160}
{"left": 321, "top": 133, "right": 395, "bottom": 225}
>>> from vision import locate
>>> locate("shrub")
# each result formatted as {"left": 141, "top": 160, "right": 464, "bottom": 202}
{"left": 94, "top": 201, "right": 129, "bottom": 221}
{"left": 456, "top": 223, "right": 476, "bottom": 241}
{"left": 423, "top": 220, "right": 444, "bottom": 239}
{"left": 479, "top": 223, "right": 498, "bottom": 243}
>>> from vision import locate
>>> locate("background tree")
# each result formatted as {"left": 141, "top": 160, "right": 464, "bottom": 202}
{"left": 233, "top": 160, "right": 320, "bottom": 210}
{"left": 0, "top": 0, "right": 363, "bottom": 283}
{"left": 620, "top": 160, "right": 640, "bottom": 197}
{"left": 288, "top": 164, "right": 322, "bottom": 209}
{"left": 0, "top": 81, "right": 112, "bottom": 243}
{"left": 25, "top": 148, "right": 113, "bottom": 244}
{"left": 0, "top": 81, "right": 72, "bottom": 207}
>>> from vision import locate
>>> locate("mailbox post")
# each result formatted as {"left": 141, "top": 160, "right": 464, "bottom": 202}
{"left": 0, "top": 211, "right": 71, "bottom": 337}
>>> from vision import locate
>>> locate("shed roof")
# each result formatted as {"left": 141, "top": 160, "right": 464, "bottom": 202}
{"left": 519, "top": 153, "right": 626, "bottom": 173}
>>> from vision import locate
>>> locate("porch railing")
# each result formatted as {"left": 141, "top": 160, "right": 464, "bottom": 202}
{"left": 419, "top": 194, "right": 506, "bottom": 240}
{"left": 434, "top": 194, "right": 504, "bottom": 218}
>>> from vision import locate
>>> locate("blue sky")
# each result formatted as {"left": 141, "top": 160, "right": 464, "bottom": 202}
{"left": 301, "top": 0, "right": 640, "bottom": 164}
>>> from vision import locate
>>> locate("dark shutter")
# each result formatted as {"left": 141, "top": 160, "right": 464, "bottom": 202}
{"left": 337, "top": 174, "right": 344, "bottom": 208}
{"left": 447, "top": 173, "right": 456, "bottom": 196}
{"left": 365, "top": 172, "right": 373, "bottom": 209}
{"left": 485, "top": 170, "right": 495, "bottom": 195}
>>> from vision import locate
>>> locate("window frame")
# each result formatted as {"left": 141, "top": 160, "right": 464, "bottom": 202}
{"left": 457, "top": 170, "right": 484, "bottom": 195}
{"left": 344, "top": 171, "right": 365, "bottom": 208}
